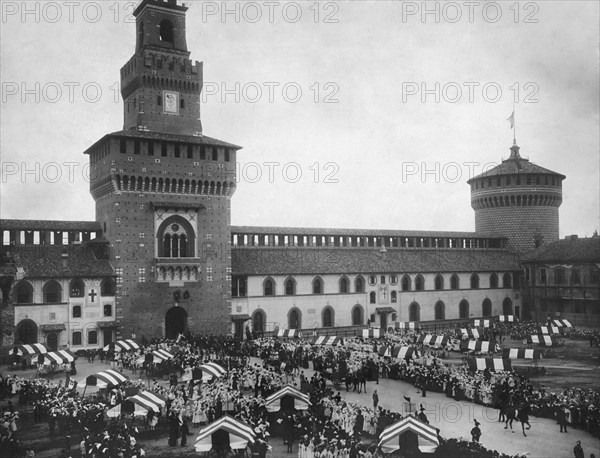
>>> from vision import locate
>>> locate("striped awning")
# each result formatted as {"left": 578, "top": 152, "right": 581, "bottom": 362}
{"left": 194, "top": 415, "right": 256, "bottom": 452}
{"left": 42, "top": 350, "right": 76, "bottom": 365}
{"left": 392, "top": 346, "right": 419, "bottom": 361}
{"left": 526, "top": 334, "right": 558, "bottom": 346}
{"left": 362, "top": 328, "right": 381, "bottom": 339}
{"left": 460, "top": 328, "right": 480, "bottom": 340}
{"left": 103, "top": 339, "right": 139, "bottom": 352}
{"left": 378, "top": 345, "right": 392, "bottom": 357}
{"left": 378, "top": 416, "right": 439, "bottom": 453}
{"left": 276, "top": 329, "right": 301, "bottom": 338}
{"left": 540, "top": 326, "right": 564, "bottom": 335}
{"left": 395, "top": 321, "right": 417, "bottom": 330}
{"left": 198, "top": 362, "right": 227, "bottom": 380}
{"left": 265, "top": 385, "right": 311, "bottom": 412}
{"left": 460, "top": 340, "right": 491, "bottom": 353}
{"left": 553, "top": 319, "right": 572, "bottom": 327}
{"left": 13, "top": 343, "right": 49, "bottom": 356}
{"left": 498, "top": 315, "right": 516, "bottom": 322}
{"left": 419, "top": 334, "right": 450, "bottom": 348}
{"left": 86, "top": 369, "right": 129, "bottom": 387}
{"left": 473, "top": 319, "right": 490, "bottom": 328}
{"left": 312, "top": 336, "right": 343, "bottom": 346}
{"left": 127, "top": 391, "right": 167, "bottom": 413}
{"left": 470, "top": 357, "right": 512, "bottom": 372}
{"left": 503, "top": 348, "right": 542, "bottom": 360}
{"left": 136, "top": 349, "right": 175, "bottom": 365}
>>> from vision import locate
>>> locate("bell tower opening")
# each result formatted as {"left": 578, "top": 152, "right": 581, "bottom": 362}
{"left": 159, "top": 19, "right": 174, "bottom": 43}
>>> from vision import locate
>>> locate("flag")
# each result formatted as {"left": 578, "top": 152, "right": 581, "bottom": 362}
{"left": 507, "top": 111, "right": 515, "bottom": 129}
{"left": 404, "top": 396, "right": 411, "bottom": 403}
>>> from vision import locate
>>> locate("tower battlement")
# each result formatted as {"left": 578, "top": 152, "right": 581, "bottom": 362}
{"left": 468, "top": 144, "right": 565, "bottom": 253}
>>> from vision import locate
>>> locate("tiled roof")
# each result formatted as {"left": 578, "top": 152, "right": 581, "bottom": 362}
{"left": 232, "top": 247, "right": 519, "bottom": 276}
{"left": 9, "top": 245, "right": 114, "bottom": 278}
{"left": 521, "top": 236, "right": 600, "bottom": 264}
{"left": 231, "top": 226, "right": 504, "bottom": 239}
{"left": 469, "top": 146, "right": 565, "bottom": 182}
{"left": 83, "top": 130, "right": 241, "bottom": 155}
{"left": 0, "top": 219, "right": 101, "bottom": 232}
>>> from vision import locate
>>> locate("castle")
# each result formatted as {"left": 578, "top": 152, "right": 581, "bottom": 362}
{"left": 3, "top": 0, "right": 593, "bottom": 350}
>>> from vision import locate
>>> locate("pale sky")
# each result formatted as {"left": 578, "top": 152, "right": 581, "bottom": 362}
{"left": 1, "top": 0, "right": 599, "bottom": 237}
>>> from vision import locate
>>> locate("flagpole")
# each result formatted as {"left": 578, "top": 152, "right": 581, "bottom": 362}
{"left": 513, "top": 102, "right": 517, "bottom": 145}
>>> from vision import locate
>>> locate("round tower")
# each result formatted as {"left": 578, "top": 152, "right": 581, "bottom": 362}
{"left": 467, "top": 143, "right": 565, "bottom": 253}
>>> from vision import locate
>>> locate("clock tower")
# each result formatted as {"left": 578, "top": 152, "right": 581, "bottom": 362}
{"left": 84, "top": 0, "right": 241, "bottom": 339}
{"left": 122, "top": 0, "right": 203, "bottom": 136}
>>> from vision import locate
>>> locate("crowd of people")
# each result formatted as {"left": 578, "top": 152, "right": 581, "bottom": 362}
{"left": 0, "top": 318, "right": 599, "bottom": 457}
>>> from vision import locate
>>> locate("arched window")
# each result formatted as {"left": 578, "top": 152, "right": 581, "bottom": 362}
{"left": 409, "top": 302, "right": 420, "bottom": 322}
{"left": 157, "top": 216, "right": 196, "bottom": 258}
{"left": 288, "top": 308, "right": 301, "bottom": 329}
{"left": 339, "top": 277, "right": 349, "bottom": 293}
{"left": 72, "top": 305, "right": 82, "bottom": 318}
{"left": 313, "top": 277, "right": 323, "bottom": 294}
{"left": 391, "top": 291, "right": 397, "bottom": 303}
{"left": 101, "top": 278, "right": 116, "bottom": 296}
{"left": 285, "top": 277, "right": 295, "bottom": 296}
{"left": 503, "top": 297, "right": 513, "bottom": 315}
{"left": 322, "top": 307, "right": 334, "bottom": 327}
{"left": 263, "top": 278, "right": 274, "bottom": 296}
{"left": 470, "top": 273, "right": 480, "bottom": 289}
{"left": 434, "top": 274, "right": 444, "bottom": 290}
{"left": 434, "top": 301, "right": 445, "bottom": 320}
{"left": 503, "top": 273, "right": 512, "bottom": 288}
{"left": 401, "top": 275, "right": 411, "bottom": 291}
{"left": 489, "top": 273, "right": 498, "bottom": 289}
{"left": 159, "top": 19, "right": 174, "bottom": 43}
{"left": 482, "top": 298, "right": 492, "bottom": 317}
{"left": 459, "top": 299, "right": 470, "bottom": 319}
{"left": 14, "top": 282, "right": 33, "bottom": 304}
{"left": 369, "top": 291, "right": 376, "bottom": 304}
{"left": 368, "top": 275, "right": 377, "bottom": 286}
{"left": 252, "top": 310, "right": 265, "bottom": 333}
{"left": 415, "top": 275, "right": 424, "bottom": 291}
{"left": 103, "top": 304, "right": 112, "bottom": 317}
{"left": 351, "top": 305, "right": 364, "bottom": 325}
{"left": 43, "top": 281, "right": 62, "bottom": 303}
{"left": 355, "top": 276, "right": 365, "bottom": 293}
{"left": 70, "top": 278, "right": 85, "bottom": 297}
{"left": 450, "top": 274, "right": 459, "bottom": 290}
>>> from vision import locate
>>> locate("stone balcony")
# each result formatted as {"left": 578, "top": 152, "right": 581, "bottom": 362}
{"left": 154, "top": 258, "right": 202, "bottom": 284}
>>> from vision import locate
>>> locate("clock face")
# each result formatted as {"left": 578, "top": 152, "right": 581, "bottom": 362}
{"left": 163, "top": 91, "right": 179, "bottom": 115}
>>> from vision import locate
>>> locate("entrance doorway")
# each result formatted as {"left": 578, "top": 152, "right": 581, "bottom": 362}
{"left": 103, "top": 329, "right": 113, "bottom": 347}
{"left": 165, "top": 306, "right": 188, "bottom": 339}
{"left": 15, "top": 319, "right": 38, "bottom": 344}
{"left": 234, "top": 321, "right": 244, "bottom": 339}
{"left": 47, "top": 332, "right": 58, "bottom": 351}
{"left": 380, "top": 312, "right": 387, "bottom": 329}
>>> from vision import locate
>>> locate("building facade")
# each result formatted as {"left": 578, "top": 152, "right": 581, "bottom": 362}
{"left": 522, "top": 235, "right": 600, "bottom": 325}
{"left": 0, "top": 221, "right": 116, "bottom": 349}
{"left": 230, "top": 227, "right": 521, "bottom": 336}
